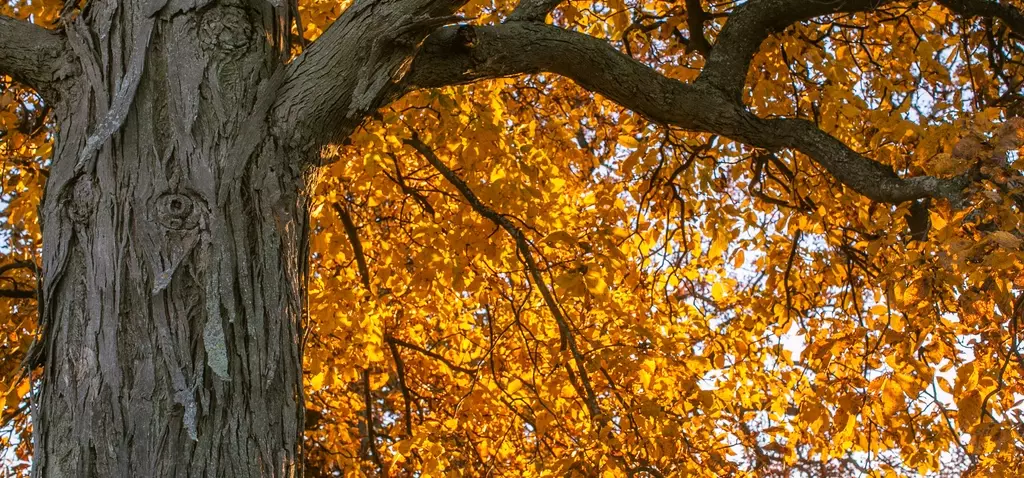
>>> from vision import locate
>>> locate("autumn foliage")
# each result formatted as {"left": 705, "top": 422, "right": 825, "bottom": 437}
{"left": 3, "top": 0, "right": 1024, "bottom": 476}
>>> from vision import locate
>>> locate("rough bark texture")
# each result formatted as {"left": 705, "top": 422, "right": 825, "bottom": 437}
{"left": 0, "top": 16, "right": 73, "bottom": 101}
{"left": 33, "top": 0, "right": 308, "bottom": 476}
{"left": 273, "top": 0, "right": 469, "bottom": 155}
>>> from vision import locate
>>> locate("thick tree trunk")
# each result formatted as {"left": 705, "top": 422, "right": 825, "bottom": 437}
{"left": 32, "top": 1, "right": 309, "bottom": 476}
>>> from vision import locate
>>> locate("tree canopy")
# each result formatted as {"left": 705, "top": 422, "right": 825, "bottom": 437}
{"left": 3, "top": 0, "right": 1024, "bottom": 476}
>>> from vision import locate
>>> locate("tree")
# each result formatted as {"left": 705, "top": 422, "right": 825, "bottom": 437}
{"left": 1, "top": 0, "right": 1023, "bottom": 475}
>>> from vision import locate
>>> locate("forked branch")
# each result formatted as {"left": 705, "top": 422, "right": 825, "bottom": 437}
{"left": 695, "top": 0, "right": 895, "bottom": 98}
{"left": 273, "top": 0, "right": 469, "bottom": 150}
{"left": 403, "top": 19, "right": 974, "bottom": 204}
{"left": 284, "top": 0, "right": 1024, "bottom": 207}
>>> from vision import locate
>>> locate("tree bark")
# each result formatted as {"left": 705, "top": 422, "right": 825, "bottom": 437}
{"left": 31, "top": 1, "right": 308, "bottom": 476}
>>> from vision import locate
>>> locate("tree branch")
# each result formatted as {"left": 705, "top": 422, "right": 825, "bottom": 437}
{"left": 403, "top": 23, "right": 706, "bottom": 129}
{"left": 695, "top": 0, "right": 894, "bottom": 98}
{"left": 722, "top": 116, "right": 977, "bottom": 204}
{"left": 361, "top": 369, "right": 385, "bottom": 475}
{"left": 272, "top": 0, "right": 468, "bottom": 152}
{"left": 405, "top": 135, "right": 603, "bottom": 423}
{"left": 0, "top": 259, "right": 35, "bottom": 277}
{"left": 385, "top": 339, "right": 416, "bottom": 437}
{"left": 0, "top": 288, "right": 35, "bottom": 299}
{"left": 683, "top": 0, "right": 711, "bottom": 56}
{"left": 402, "top": 21, "right": 971, "bottom": 204}
{"left": 0, "top": 260, "right": 37, "bottom": 300}
{"left": 0, "top": 15, "right": 71, "bottom": 95}
{"left": 385, "top": 335, "right": 478, "bottom": 375}
{"left": 332, "top": 202, "right": 372, "bottom": 292}
{"left": 937, "top": 0, "right": 1024, "bottom": 35}
{"left": 508, "top": 0, "right": 564, "bottom": 22}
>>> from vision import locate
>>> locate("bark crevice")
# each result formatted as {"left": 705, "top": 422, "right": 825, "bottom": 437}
{"left": 30, "top": 1, "right": 308, "bottom": 476}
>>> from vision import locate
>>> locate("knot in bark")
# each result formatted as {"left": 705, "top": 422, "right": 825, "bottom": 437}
{"left": 154, "top": 192, "right": 202, "bottom": 230}
{"left": 200, "top": 5, "right": 253, "bottom": 56}
{"left": 66, "top": 177, "right": 96, "bottom": 224}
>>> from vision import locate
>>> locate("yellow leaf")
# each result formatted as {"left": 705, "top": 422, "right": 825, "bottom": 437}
{"left": 560, "top": 383, "right": 576, "bottom": 398}
{"left": 489, "top": 165, "right": 507, "bottom": 182}
{"left": 990, "top": 231, "right": 1021, "bottom": 249}
{"left": 957, "top": 390, "right": 982, "bottom": 430}
{"left": 711, "top": 282, "right": 726, "bottom": 301}
{"left": 638, "top": 369, "right": 652, "bottom": 389}
{"left": 507, "top": 379, "right": 523, "bottom": 395}
{"left": 554, "top": 272, "right": 586, "bottom": 298}
{"left": 584, "top": 266, "right": 608, "bottom": 295}
{"left": 15, "top": 380, "right": 30, "bottom": 398}
{"left": 366, "top": 344, "right": 384, "bottom": 362}
{"left": 882, "top": 379, "right": 903, "bottom": 416}
{"left": 956, "top": 362, "right": 978, "bottom": 393}
{"left": 310, "top": 372, "right": 326, "bottom": 389}
{"left": 535, "top": 412, "right": 553, "bottom": 435}
{"left": 708, "top": 236, "right": 728, "bottom": 260}
{"left": 732, "top": 249, "right": 745, "bottom": 268}
{"left": 618, "top": 135, "right": 640, "bottom": 149}
{"left": 542, "top": 230, "right": 577, "bottom": 247}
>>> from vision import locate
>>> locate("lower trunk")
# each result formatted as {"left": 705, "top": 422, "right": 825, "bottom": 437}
{"left": 32, "top": 2, "right": 310, "bottom": 476}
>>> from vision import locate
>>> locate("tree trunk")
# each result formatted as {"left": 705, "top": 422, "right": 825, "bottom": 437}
{"left": 33, "top": 1, "right": 309, "bottom": 476}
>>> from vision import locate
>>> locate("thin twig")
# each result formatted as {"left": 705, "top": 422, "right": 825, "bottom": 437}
{"left": 404, "top": 134, "right": 603, "bottom": 424}
{"left": 386, "top": 335, "right": 478, "bottom": 375}
{"left": 333, "top": 202, "right": 372, "bottom": 292}
{"left": 362, "top": 369, "right": 386, "bottom": 475}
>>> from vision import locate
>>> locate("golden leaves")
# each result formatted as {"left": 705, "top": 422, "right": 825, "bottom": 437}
{"left": 617, "top": 135, "right": 639, "bottom": 149}
{"left": 957, "top": 390, "right": 983, "bottom": 431}
{"left": 711, "top": 281, "right": 726, "bottom": 301}
{"left": 881, "top": 378, "right": 904, "bottom": 417}
{"left": 285, "top": 3, "right": 1024, "bottom": 474}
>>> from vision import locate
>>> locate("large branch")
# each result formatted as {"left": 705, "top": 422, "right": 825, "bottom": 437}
{"left": 695, "top": 0, "right": 894, "bottom": 98}
{"left": 404, "top": 23, "right": 705, "bottom": 130}
{"left": 683, "top": 0, "right": 712, "bottom": 56}
{"left": 699, "top": 0, "right": 1024, "bottom": 98}
{"left": 272, "top": 0, "right": 468, "bottom": 152}
{"left": 937, "top": 0, "right": 1024, "bottom": 34}
{"left": 402, "top": 22, "right": 968, "bottom": 204}
{"left": 507, "top": 0, "right": 564, "bottom": 21}
{"left": 0, "top": 15, "right": 71, "bottom": 94}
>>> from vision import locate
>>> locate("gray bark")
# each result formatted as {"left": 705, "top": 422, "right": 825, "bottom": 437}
{"left": 0, "top": 16, "right": 73, "bottom": 102}
{"left": 29, "top": 0, "right": 307, "bottom": 476}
